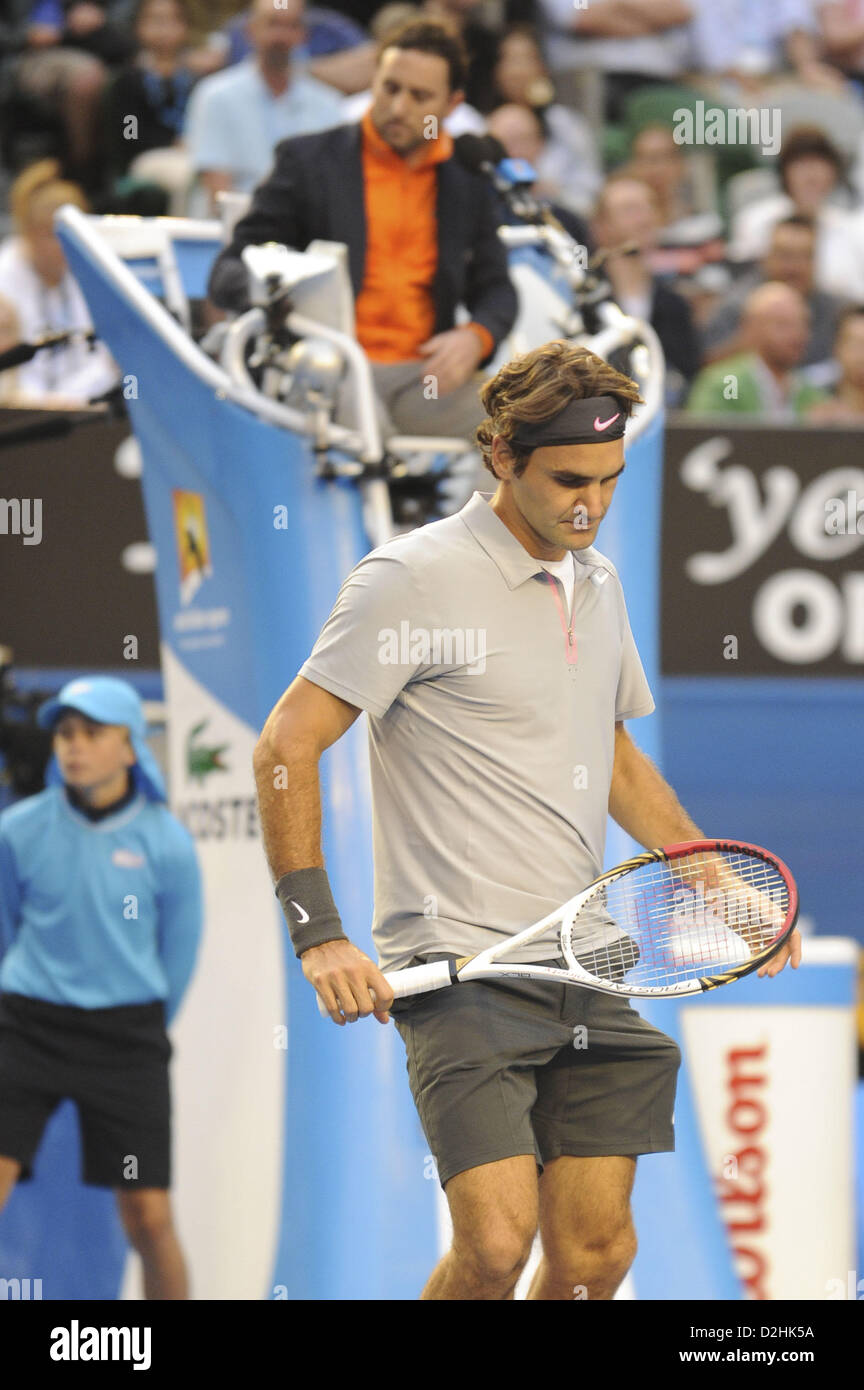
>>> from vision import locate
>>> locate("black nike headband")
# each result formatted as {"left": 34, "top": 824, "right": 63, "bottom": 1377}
{"left": 508, "top": 395, "right": 629, "bottom": 449}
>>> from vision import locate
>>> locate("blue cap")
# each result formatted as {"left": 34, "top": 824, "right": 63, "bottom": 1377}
{"left": 38, "top": 676, "right": 166, "bottom": 802}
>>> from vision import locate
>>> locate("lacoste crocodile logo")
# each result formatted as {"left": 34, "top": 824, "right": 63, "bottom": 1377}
{"left": 186, "top": 719, "right": 230, "bottom": 784}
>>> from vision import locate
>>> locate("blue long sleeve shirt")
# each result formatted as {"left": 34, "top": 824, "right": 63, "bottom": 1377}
{"left": 0, "top": 786, "right": 203, "bottom": 1026}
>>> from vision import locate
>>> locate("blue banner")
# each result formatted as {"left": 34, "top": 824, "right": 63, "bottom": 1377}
{"left": 41, "top": 214, "right": 438, "bottom": 1300}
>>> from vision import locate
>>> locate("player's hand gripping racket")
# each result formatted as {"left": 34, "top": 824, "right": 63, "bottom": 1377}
{"left": 317, "top": 839, "right": 798, "bottom": 1014}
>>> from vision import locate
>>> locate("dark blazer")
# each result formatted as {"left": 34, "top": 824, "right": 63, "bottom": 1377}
{"left": 651, "top": 279, "right": 702, "bottom": 383}
{"left": 208, "top": 122, "right": 518, "bottom": 364}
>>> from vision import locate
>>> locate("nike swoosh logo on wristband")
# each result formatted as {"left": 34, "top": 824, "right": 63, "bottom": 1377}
{"left": 594, "top": 412, "right": 621, "bottom": 431}
{"left": 290, "top": 900, "right": 310, "bottom": 924}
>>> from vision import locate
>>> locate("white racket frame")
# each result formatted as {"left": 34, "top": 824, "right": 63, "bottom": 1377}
{"left": 317, "top": 840, "right": 798, "bottom": 1014}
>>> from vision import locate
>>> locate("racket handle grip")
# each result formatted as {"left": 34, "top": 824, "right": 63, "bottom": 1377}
{"left": 388, "top": 959, "right": 455, "bottom": 998}
{"left": 316, "top": 958, "right": 455, "bottom": 1016}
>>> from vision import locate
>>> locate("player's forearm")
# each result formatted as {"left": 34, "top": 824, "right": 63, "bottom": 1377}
{"left": 608, "top": 737, "right": 704, "bottom": 848}
{"left": 253, "top": 737, "right": 325, "bottom": 881}
{"left": 254, "top": 726, "right": 363, "bottom": 965}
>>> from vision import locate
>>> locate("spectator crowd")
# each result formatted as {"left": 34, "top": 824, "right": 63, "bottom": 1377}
{"left": 2, "top": 0, "right": 864, "bottom": 422}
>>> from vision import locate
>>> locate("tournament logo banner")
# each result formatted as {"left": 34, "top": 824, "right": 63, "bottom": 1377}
{"left": 172, "top": 490, "right": 213, "bottom": 605}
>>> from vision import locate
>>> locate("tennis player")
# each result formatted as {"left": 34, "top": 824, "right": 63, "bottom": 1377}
{"left": 0, "top": 676, "right": 202, "bottom": 1299}
{"left": 254, "top": 340, "right": 801, "bottom": 1301}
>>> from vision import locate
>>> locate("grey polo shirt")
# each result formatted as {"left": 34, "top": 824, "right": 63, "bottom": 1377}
{"left": 300, "top": 491, "right": 654, "bottom": 971}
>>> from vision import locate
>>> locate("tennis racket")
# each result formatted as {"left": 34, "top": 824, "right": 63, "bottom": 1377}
{"left": 317, "top": 839, "right": 798, "bottom": 1014}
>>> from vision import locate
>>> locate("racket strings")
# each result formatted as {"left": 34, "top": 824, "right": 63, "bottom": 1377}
{"left": 565, "top": 851, "right": 791, "bottom": 988}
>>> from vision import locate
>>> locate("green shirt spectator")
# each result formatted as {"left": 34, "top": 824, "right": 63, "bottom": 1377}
{"left": 686, "top": 281, "right": 828, "bottom": 419}
{"left": 686, "top": 351, "right": 827, "bottom": 418}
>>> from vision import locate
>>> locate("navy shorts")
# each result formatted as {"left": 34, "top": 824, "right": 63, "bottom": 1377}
{"left": 0, "top": 991, "right": 172, "bottom": 1189}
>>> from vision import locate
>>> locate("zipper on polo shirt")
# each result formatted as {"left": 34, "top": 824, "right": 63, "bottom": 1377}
{"left": 544, "top": 570, "right": 577, "bottom": 665}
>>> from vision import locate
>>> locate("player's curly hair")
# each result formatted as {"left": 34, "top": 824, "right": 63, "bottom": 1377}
{"left": 476, "top": 340, "right": 644, "bottom": 478}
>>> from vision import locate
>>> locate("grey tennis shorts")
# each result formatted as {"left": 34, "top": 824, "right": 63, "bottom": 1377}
{"left": 390, "top": 954, "right": 681, "bottom": 1190}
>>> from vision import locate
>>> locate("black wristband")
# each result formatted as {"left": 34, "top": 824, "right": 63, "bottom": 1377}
{"left": 275, "top": 866, "right": 347, "bottom": 959}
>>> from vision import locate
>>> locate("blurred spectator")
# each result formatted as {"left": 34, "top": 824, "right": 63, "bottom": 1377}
{"left": 421, "top": 0, "right": 502, "bottom": 114}
{"left": 182, "top": 0, "right": 344, "bottom": 203}
{"left": 702, "top": 215, "right": 847, "bottom": 368}
{"left": 0, "top": 296, "right": 28, "bottom": 405}
{"left": 623, "top": 122, "right": 726, "bottom": 281}
{"left": 0, "top": 161, "right": 118, "bottom": 404}
{"left": 591, "top": 173, "right": 701, "bottom": 402}
{"left": 626, "top": 124, "right": 694, "bottom": 226}
{"left": 686, "top": 282, "right": 827, "bottom": 417}
{"left": 485, "top": 104, "right": 592, "bottom": 244}
{"left": 212, "top": 1, "right": 376, "bottom": 94}
{"left": 2, "top": 2, "right": 136, "bottom": 185}
{"left": 730, "top": 126, "right": 864, "bottom": 299}
{"left": 314, "top": 0, "right": 386, "bottom": 24}
{"left": 818, "top": 1, "right": 864, "bottom": 95}
{"left": 806, "top": 303, "right": 864, "bottom": 419}
{"left": 209, "top": 19, "right": 517, "bottom": 440}
{"left": 157, "top": 0, "right": 238, "bottom": 76}
{"left": 180, "top": 0, "right": 244, "bottom": 41}
{"left": 0, "top": 1, "right": 31, "bottom": 58}
{"left": 102, "top": 0, "right": 196, "bottom": 211}
{"left": 688, "top": 0, "right": 845, "bottom": 90}
{"left": 26, "top": 2, "right": 136, "bottom": 64}
{"left": 487, "top": 25, "right": 600, "bottom": 212}
{"left": 534, "top": 0, "right": 694, "bottom": 122}
{"left": 368, "top": 0, "right": 415, "bottom": 32}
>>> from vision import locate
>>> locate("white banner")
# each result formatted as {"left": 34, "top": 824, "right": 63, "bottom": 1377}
{"left": 681, "top": 940, "right": 857, "bottom": 1301}
{"left": 122, "top": 650, "right": 284, "bottom": 1300}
